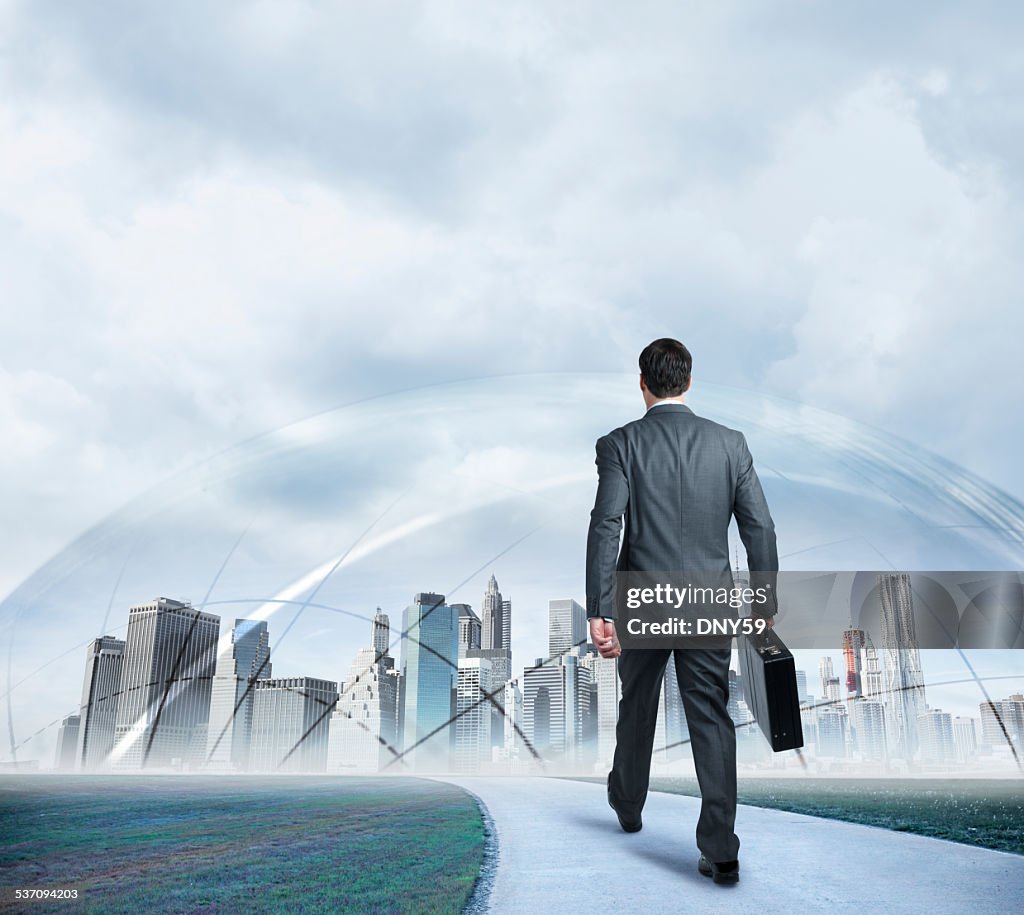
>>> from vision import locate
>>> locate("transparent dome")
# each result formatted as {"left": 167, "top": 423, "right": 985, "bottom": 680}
{"left": 4, "top": 373, "right": 1023, "bottom": 763}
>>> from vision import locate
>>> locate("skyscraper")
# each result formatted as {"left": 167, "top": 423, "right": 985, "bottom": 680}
{"left": 800, "top": 703, "right": 818, "bottom": 749}
{"left": 250, "top": 677, "right": 338, "bottom": 773}
{"left": 77, "top": 635, "right": 125, "bottom": 770}
{"left": 581, "top": 654, "right": 619, "bottom": 766}
{"left": 112, "top": 598, "right": 220, "bottom": 770}
{"left": 463, "top": 640, "right": 511, "bottom": 749}
{"left": 842, "top": 627, "right": 865, "bottom": 697}
{"left": 500, "top": 598, "right": 512, "bottom": 655}
{"left": 918, "top": 707, "right": 955, "bottom": 763}
{"left": 119, "top": 599, "right": 219, "bottom": 769}
{"left": 205, "top": 619, "right": 272, "bottom": 771}
{"left": 952, "top": 716, "right": 978, "bottom": 762}
{"left": 978, "top": 693, "right": 1024, "bottom": 752}
{"left": 54, "top": 715, "right": 80, "bottom": 770}
{"left": 819, "top": 656, "right": 841, "bottom": 704}
{"left": 861, "top": 634, "right": 885, "bottom": 702}
{"left": 548, "top": 598, "right": 586, "bottom": 659}
{"left": 501, "top": 679, "right": 525, "bottom": 766}
{"left": 849, "top": 699, "right": 887, "bottom": 761}
{"left": 464, "top": 576, "right": 514, "bottom": 748}
{"left": 401, "top": 592, "right": 459, "bottom": 770}
{"left": 816, "top": 708, "right": 847, "bottom": 758}
{"left": 328, "top": 644, "right": 398, "bottom": 772}
{"left": 795, "top": 670, "right": 809, "bottom": 705}
{"left": 456, "top": 604, "right": 482, "bottom": 657}
{"left": 455, "top": 657, "right": 493, "bottom": 772}
{"left": 878, "top": 573, "right": 926, "bottom": 760}
{"left": 372, "top": 608, "right": 390, "bottom": 661}
{"left": 481, "top": 574, "right": 511, "bottom": 657}
{"left": 522, "top": 654, "right": 591, "bottom": 766}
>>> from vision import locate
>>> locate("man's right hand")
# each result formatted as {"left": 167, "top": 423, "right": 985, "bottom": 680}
{"left": 589, "top": 617, "right": 621, "bottom": 659}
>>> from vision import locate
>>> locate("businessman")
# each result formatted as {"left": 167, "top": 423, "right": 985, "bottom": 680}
{"left": 585, "top": 338, "right": 778, "bottom": 885}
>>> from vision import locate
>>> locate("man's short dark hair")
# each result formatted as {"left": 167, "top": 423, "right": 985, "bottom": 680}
{"left": 639, "top": 338, "right": 692, "bottom": 398}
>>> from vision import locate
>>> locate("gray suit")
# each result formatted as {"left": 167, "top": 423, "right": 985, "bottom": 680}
{"left": 585, "top": 401, "right": 778, "bottom": 861}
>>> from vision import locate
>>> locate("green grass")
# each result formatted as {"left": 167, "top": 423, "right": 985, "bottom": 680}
{"left": 644, "top": 777, "right": 1024, "bottom": 855}
{"left": 0, "top": 775, "right": 485, "bottom": 914}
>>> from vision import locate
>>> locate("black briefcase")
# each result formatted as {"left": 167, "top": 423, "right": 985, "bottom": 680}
{"left": 740, "top": 626, "right": 804, "bottom": 752}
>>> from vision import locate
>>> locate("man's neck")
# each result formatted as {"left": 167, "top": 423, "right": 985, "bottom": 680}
{"left": 646, "top": 397, "right": 686, "bottom": 410}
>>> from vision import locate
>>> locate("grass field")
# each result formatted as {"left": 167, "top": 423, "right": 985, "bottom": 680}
{"left": 645, "top": 777, "right": 1024, "bottom": 855}
{"left": 0, "top": 775, "right": 485, "bottom": 914}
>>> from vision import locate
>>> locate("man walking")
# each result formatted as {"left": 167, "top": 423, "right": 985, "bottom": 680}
{"left": 585, "top": 338, "right": 778, "bottom": 884}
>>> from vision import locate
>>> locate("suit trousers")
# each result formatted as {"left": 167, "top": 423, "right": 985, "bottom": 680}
{"left": 609, "top": 644, "right": 740, "bottom": 862}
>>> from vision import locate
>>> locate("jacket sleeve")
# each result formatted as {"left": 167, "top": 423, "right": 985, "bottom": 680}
{"left": 732, "top": 432, "right": 779, "bottom": 616}
{"left": 586, "top": 433, "right": 629, "bottom": 620}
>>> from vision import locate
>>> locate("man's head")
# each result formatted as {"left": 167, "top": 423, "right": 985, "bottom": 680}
{"left": 639, "top": 338, "right": 692, "bottom": 404}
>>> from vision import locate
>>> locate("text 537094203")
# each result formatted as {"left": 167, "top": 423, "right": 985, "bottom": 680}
{"left": 10, "top": 888, "right": 80, "bottom": 901}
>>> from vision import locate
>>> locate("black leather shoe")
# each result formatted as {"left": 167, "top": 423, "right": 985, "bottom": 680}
{"left": 698, "top": 854, "right": 740, "bottom": 884}
{"left": 606, "top": 772, "right": 642, "bottom": 833}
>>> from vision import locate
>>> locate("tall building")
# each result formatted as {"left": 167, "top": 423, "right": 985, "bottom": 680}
{"left": 581, "top": 654, "right": 620, "bottom": 766}
{"left": 388, "top": 665, "right": 404, "bottom": 753}
{"left": 800, "top": 704, "right": 818, "bottom": 749}
{"left": 463, "top": 646, "right": 509, "bottom": 747}
{"left": 849, "top": 699, "right": 886, "bottom": 760}
{"left": 501, "top": 679, "right": 525, "bottom": 765}
{"left": 918, "top": 707, "right": 955, "bottom": 763}
{"left": 523, "top": 661, "right": 560, "bottom": 756}
{"left": 112, "top": 599, "right": 219, "bottom": 770}
{"left": 77, "top": 635, "right": 125, "bottom": 770}
{"left": 1007, "top": 694, "right": 1024, "bottom": 748}
{"left": 952, "top": 716, "right": 978, "bottom": 762}
{"left": 205, "top": 619, "right": 272, "bottom": 771}
{"left": 250, "top": 677, "right": 337, "bottom": 772}
{"left": 53, "top": 715, "right": 80, "bottom": 770}
{"left": 463, "top": 576, "right": 514, "bottom": 749}
{"left": 878, "top": 574, "right": 927, "bottom": 759}
{"left": 819, "top": 656, "right": 841, "bottom": 705}
{"left": 816, "top": 708, "right": 847, "bottom": 758}
{"left": 548, "top": 598, "right": 586, "bottom": 659}
{"left": 795, "top": 670, "right": 809, "bottom": 705}
{"left": 481, "top": 574, "right": 511, "bottom": 658}
{"left": 522, "top": 654, "right": 591, "bottom": 765}
{"left": 500, "top": 598, "right": 512, "bottom": 653}
{"left": 372, "top": 608, "right": 390, "bottom": 661}
{"left": 861, "top": 634, "right": 885, "bottom": 702}
{"left": 978, "top": 694, "right": 1024, "bottom": 752}
{"left": 842, "top": 627, "right": 865, "bottom": 697}
{"left": 401, "top": 592, "right": 459, "bottom": 770}
{"left": 455, "top": 657, "right": 493, "bottom": 772}
{"left": 328, "top": 643, "right": 398, "bottom": 772}
{"left": 727, "top": 667, "right": 745, "bottom": 722}
{"left": 456, "top": 604, "right": 482, "bottom": 657}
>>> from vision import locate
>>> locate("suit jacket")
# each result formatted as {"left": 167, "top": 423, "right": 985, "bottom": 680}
{"left": 585, "top": 402, "right": 778, "bottom": 621}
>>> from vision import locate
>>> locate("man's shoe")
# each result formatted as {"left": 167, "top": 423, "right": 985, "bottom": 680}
{"left": 698, "top": 854, "right": 740, "bottom": 884}
{"left": 606, "top": 772, "right": 642, "bottom": 833}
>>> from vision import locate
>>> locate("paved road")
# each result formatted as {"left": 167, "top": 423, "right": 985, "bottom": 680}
{"left": 440, "top": 776, "right": 1024, "bottom": 914}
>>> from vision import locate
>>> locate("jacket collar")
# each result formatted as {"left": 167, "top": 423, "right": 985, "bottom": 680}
{"left": 644, "top": 401, "right": 693, "bottom": 417}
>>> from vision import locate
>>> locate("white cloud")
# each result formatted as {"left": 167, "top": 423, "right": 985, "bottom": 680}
{"left": 1, "top": 2, "right": 1023, "bottom": 638}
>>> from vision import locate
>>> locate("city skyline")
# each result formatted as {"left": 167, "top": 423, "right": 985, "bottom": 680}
{"left": 29, "top": 567, "right": 1024, "bottom": 776}
{"left": 4, "top": 375, "right": 1024, "bottom": 772}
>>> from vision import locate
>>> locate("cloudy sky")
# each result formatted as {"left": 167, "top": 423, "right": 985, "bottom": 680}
{"left": 2, "top": 3, "right": 1023, "bottom": 762}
